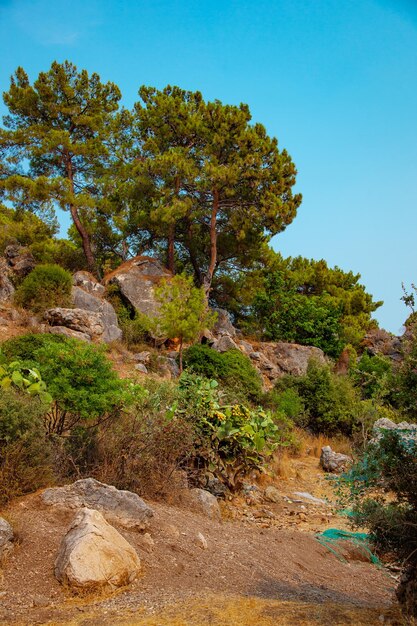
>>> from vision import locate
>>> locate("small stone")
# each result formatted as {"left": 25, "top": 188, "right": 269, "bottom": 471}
{"left": 134, "top": 363, "right": 148, "bottom": 374}
{"left": 264, "top": 485, "right": 281, "bottom": 503}
{"left": 196, "top": 532, "right": 208, "bottom": 550}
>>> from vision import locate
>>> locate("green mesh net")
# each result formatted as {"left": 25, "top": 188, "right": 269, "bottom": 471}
{"left": 315, "top": 528, "right": 380, "bottom": 565}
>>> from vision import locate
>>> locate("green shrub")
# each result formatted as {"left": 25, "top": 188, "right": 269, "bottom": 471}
{"left": 274, "top": 360, "right": 361, "bottom": 435}
{"left": 0, "top": 389, "right": 53, "bottom": 505}
{"left": 266, "top": 387, "right": 306, "bottom": 423}
{"left": 340, "top": 431, "right": 417, "bottom": 617}
{"left": 350, "top": 352, "right": 393, "bottom": 401}
{"left": 30, "top": 239, "right": 86, "bottom": 272}
{"left": 183, "top": 345, "right": 263, "bottom": 402}
{"left": 175, "top": 372, "right": 291, "bottom": 490}
{"left": 1, "top": 333, "right": 128, "bottom": 435}
{"left": 14, "top": 263, "right": 72, "bottom": 313}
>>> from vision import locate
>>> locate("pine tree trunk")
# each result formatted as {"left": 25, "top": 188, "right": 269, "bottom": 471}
{"left": 69, "top": 204, "right": 96, "bottom": 273}
{"left": 167, "top": 222, "right": 175, "bottom": 274}
{"left": 179, "top": 337, "right": 183, "bottom": 373}
{"left": 65, "top": 153, "right": 96, "bottom": 274}
{"left": 203, "top": 188, "right": 219, "bottom": 301}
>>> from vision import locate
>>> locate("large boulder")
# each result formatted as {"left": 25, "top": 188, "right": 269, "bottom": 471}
{"left": 41, "top": 478, "right": 154, "bottom": 530}
{"left": 103, "top": 256, "right": 171, "bottom": 316}
{"left": 186, "top": 488, "right": 222, "bottom": 521}
{"left": 0, "top": 517, "right": 14, "bottom": 556}
{"left": 320, "top": 446, "right": 352, "bottom": 473}
{"left": 44, "top": 307, "right": 104, "bottom": 339}
{"left": 0, "top": 259, "right": 14, "bottom": 302}
{"left": 72, "top": 286, "right": 122, "bottom": 342}
{"left": 246, "top": 342, "right": 327, "bottom": 384}
{"left": 55, "top": 508, "right": 140, "bottom": 590}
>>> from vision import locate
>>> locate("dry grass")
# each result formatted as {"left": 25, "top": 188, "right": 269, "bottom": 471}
{"left": 296, "top": 430, "right": 352, "bottom": 458}
{"left": 57, "top": 595, "right": 409, "bottom": 626}
{"left": 271, "top": 449, "right": 294, "bottom": 480}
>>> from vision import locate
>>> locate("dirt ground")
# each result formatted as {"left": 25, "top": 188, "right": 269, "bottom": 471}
{"left": 0, "top": 455, "right": 400, "bottom": 626}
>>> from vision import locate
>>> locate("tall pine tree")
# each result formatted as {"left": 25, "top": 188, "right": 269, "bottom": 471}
{"left": 0, "top": 61, "right": 121, "bottom": 272}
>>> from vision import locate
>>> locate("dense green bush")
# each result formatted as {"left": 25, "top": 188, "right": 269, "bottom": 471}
{"left": 350, "top": 352, "right": 393, "bottom": 401}
{"left": 0, "top": 389, "right": 53, "bottom": 505}
{"left": 1, "top": 333, "right": 129, "bottom": 435}
{"left": 183, "top": 345, "right": 263, "bottom": 402}
{"left": 14, "top": 263, "right": 72, "bottom": 313}
{"left": 273, "top": 360, "right": 361, "bottom": 435}
{"left": 340, "top": 431, "right": 417, "bottom": 617}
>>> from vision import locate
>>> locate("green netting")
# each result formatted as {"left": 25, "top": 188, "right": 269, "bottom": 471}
{"left": 315, "top": 528, "right": 380, "bottom": 565}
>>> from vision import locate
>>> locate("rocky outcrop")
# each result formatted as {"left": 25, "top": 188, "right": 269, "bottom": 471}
{"left": 0, "top": 517, "right": 14, "bottom": 556}
{"left": 4, "top": 244, "right": 35, "bottom": 279}
{"left": 72, "top": 285, "right": 121, "bottom": 342}
{"left": 0, "top": 245, "right": 35, "bottom": 302}
{"left": 372, "top": 417, "right": 417, "bottom": 445}
{"left": 55, "top": 508, "right": 140, "bottom": 590}
{"left": 320, "top": 446, "right": 352, "bottom": 473}
{"left": 41, "top": 478, "right": 154, "bottom": 530}
{"left": 362, "top": 328, "right": 403, "bottom": 362}
{"left": 104, "top": 256, "right": 171, "bottom": 316}
{"left": 44, "top": 307, "right": 104, "bottom": 338}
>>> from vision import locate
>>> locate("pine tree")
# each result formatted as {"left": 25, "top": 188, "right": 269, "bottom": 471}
{"left": 0, "top": 61, "right": 121, "bottom": 272}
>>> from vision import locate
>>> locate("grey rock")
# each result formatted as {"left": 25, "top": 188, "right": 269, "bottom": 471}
{"left": 0, "top": 517, "right": 13, "bottom": 556}
{"left": 372, "top": 417, "right": 417, "bottom": 445}
{"left": 320, "top": 446, "right": 352, "bottom": 473}
{"left": 239, "top": 340, "right": 254, "bottom": 354}
{"left": 249, "top": 351, "right": 262, "bottom": 360}
{"left": 41, "top": 477, "right": 154, "bottom": 530}
{"left": 188, "top": 488, "right": 222, "bottom": 521}
{"left": 4, "top": 244, "right": 35, "bottom": 278}
{"left": 166, "top": 357, "right": 180, "bottom": 378}
{"left": 44, "top": 307, "right": 104, "bottom": 338}
{"left": 255, "top": 342, "right": 327, "bottom": 381}
{"left": 212, "top": 335, "right": 238, "bottom": 353}
{"left": 134, "top": 363, "right": 148, "bottom": 374}
{"left": 48, "top": 326, "right": 91, "bottom": 342}
{"left": 205, "top": 476, "right": 227, "bottom": 498}
{"left": 72, "top": 271, "right": 105, "bottom": 296}
{"left": 293, "top": 491, "right": 327, "bottom": 505}
{"left": 264, "top": 485, "right": 281, "bottom": 503}
{"left": 132, "top": 351, "right": 151, "bottom": 363}
{"left": 72, "top": 286, "right": 122, "bottom": 343}
{"left": 105, "top": 256, "right": 171, "bottom": 317}
{"left": 55, "top": 508, "right": 140, "bottom": 590}
{"left": 0, "top": 259, "right": 15, "bottom": 303}
{"left": 212, "top": 308, "right": 237, "bottom": 337}
{"left": 362, "top": 328, "right": 403, "bottom": 362}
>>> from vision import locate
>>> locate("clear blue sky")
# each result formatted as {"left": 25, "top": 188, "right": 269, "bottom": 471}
{"left": 1, "top": 0, "right": 416, "bottom": 333}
